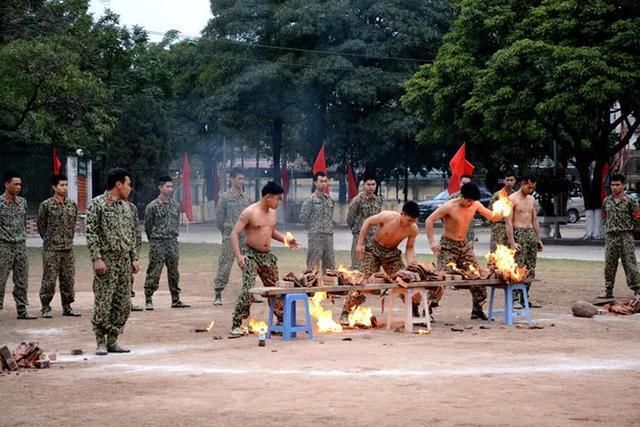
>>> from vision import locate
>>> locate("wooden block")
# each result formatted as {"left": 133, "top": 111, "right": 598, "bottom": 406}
{"left": 444, "top": 274, "right": 463, "bottom": 281}
{"left": 0, "top": 346, "right": 18, "bottom": 371}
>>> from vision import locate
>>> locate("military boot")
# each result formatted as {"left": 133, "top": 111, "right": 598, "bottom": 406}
{"left": 214, "top": 291, "right": 223, "bottom": 306}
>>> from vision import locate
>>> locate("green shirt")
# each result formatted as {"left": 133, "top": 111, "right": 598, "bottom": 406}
{"left": 37, "top": 196, "right": 77, "bottom": 250}
{"left": 144, "top": 197, "right": 180, "bottom": 240}
{"left": 604, "top": 194, "right": 640, "bottom": 234}
{"left": 129, "top": 201, "right": 142, "bottom": 256}
{"left": 86, "top": 192, "right": 137, "bottom": 261}
{"left": 299, "top": 192, "right": 334, "bottom": 234}
{"left": 216, "top": 190, "right": 249, "bottom": 234}
{"left": 347, "top": 192, "right": 383, "bottom": 236}
{"left": 0, "top": 194, "right": 27, "bottom": 243}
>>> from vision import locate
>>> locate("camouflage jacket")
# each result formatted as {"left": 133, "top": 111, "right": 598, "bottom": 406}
{"left": 216, "top": 190, "right": 249, "bottom": 234}
{"left": 299, "top": 192, "right": 334, "bottom": 234}
{"left": 37, "top": 196, "right": 77, "bottom": 250}
{"left": 604, "top": 194, "right": 640, "bottom": 234}
{"left": 86, "top": 192, "right": 137, "bottom": 261}
{"left": 129, "top": 202, "right": 142, "bottom": 256}
{"left": 0, "top": 193, "right": 27, "bottom": 243}
{"left": 144, "top": 197, "right": 179, "bottom": 240}
{"left": 347, "top": 192, "right": 383, "bottom": 235}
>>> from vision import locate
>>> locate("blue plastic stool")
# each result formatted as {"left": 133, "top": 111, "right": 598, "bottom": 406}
{"left": 487, "top": 283, "right": 532, "bottom": 326}
{"left": 267, "top": 294, "right": 314, "bottom": 341}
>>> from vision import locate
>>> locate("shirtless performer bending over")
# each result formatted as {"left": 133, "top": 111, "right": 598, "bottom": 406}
{"left": 506, "top": 174, "right": 543, "bottom": 308}
{"left": 229, "top": 182, "right": 300, "bottom": 337}
{"left": 340, "top": 201, "right": 422, "bottom": 324}
{"left": 426, "top": 183, "right": 503, "bottom": 320}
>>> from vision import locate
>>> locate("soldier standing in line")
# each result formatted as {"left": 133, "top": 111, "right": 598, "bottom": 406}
{"left": 213, "top": 168, "right": 249, "bottom": 305}
{"left": 0, "top": 171, "right": 36, "bottom": 319}
{"left": 37, "top": 174, "right": 80, "bottom": 318}
{"left": 128, "top": 200, "right": 143, "bottom": 312}
{"left": 143, "top": 175, "right": 189, "bottom": 310}
{"left": 489, "top": 170, "right": 517, "bottom": 251}
{"left": 598, "top": 173, "right": 640, "bottom": 299}
{"left": 347, "top": 173, "right": 383, "bottom": 270}
{"left": 299, "top": 171, "right": 335, "bottom": 275}
{"left": 86, "top": 168, "right": 139, "bottom": 355}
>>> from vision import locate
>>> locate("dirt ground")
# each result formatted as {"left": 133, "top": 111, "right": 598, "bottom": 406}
{"left": 1, "top": 244, "right": 639, "bottom": 427}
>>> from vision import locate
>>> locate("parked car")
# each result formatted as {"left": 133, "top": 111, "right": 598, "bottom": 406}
{"left": 418, "top": 188, "right": 493, "bottom": 222}
{"left": 565, "top": 197, "right": 585, "bottom": 223}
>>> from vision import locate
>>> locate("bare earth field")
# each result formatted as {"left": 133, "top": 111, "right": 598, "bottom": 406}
{"left": 1, "top": 244, "right": 639, "bottom": 427}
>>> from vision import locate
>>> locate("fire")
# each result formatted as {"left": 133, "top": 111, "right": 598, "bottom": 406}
{"left": 486, "top": 244, "right": 527, "bottom": 283}
{"left": 348, "top": 306, "right": 373, "bottom": 328}
{"left": 492, "top": 190, "right": 513, "bottom": 218}
{"left": 248, "top": 318, "right": 268, "bottom": 334}
{"left": 283, "top": 232, "right": 295, "bottom": 247}
{"left": 465, "top": 263, "right": 480, "bottom": 278}
{"left": 337, "top": 265, "right": 365, "bottom": 284}
{"left": 309, "top": 292, "right": 343, "bottom": 333}
{"left": 447, "top": 262, "right": 462, "bottom": 273}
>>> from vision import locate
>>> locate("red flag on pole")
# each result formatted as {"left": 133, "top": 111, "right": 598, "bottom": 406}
{"left": 347, "top": 163, "right": 358, "bottom": 201}
{"left": 281, "top": 162, "right": 290, "bottom": 202}
{"left": 181, "top": 153, "right": 193, "bottom": 222}
{"left": 447, "top": 143, "right": 475, "bottom": 194}
{"left": 53, "top": 147, "right": 62, "bottom": 175}
{"left": 312, "top": 144, "right": 329, "bottom": 194}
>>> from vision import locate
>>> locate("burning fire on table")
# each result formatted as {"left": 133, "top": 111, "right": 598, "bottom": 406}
{"left": 486, "top": 244, "right": 528, "bottom": 283}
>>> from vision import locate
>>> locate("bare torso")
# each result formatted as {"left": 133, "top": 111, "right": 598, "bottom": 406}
{"left": 242, "top": 202, "right": 277, "bottom": 252}
{"left": 510, "top": 192, "right": 536, "bottom": 228}
{"left": 441, "top": 199, "right": 481, "bottom": 241}
{"left": 374, "top": 211, "right": 418, "bottom": 248}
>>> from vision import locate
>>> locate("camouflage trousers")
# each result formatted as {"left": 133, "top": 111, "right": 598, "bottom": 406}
{"left": 307, "top": 233, "right": 335, "bottom": 275}
{"left": 342, "top": 240, "right": 408, "bottom": 315}
{"left": 144, "top": 239, "right": 181, "bottom": 302}
{"left": 231, "top": 246, "right": 283, "bottom": 329}
{"left": 39, "top": 249, "right": 75, "bottom": 309}
{"left": 0, "top": 241, "right": 29, "bottom": 312}
{"left": 350, "top": 231, "right": 374, "bottom": 270}
{"left": 490, "top": 222, "right": 509, "bottom": 252}
{"left": 437, "top": 237, "right": 486, "bottom": 310}
{"left": 92, "top": 252, "right": 132, "bottom": 346}
{"left": 514, "top": 227, "right": 538, "bottom": 290}
{"left": 214, "top": 234, "right": 244, "bottom": 292}
{"left": 604, "top": 232, "right": 640, "bottom": 294}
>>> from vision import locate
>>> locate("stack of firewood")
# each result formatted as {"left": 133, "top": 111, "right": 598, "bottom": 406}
{"left": 282, "top": 266, "right": 319, "bottom": 288}
{"left": 326, "top": 268, "right": 365, "bottom": 286}
{"left": 0, "top": 342, "right": 49, "bottom": 372}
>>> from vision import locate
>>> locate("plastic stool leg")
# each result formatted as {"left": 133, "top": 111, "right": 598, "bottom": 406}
{"left": 282, "top": 296, "right": 293, "bottom": 341}
{"left": 386, "top": 290, "right": 395, "bottom": 330}
{"left": 487, "top": 286, "right": 496, "bottom": 322}
{"left": 519, "top": 284, "right": 532, "bottom": 324}
{"left": 505, "top": 285, "right": 514, "bottom": 326}
{"left": 290, "top": 298, "right": 298, "bottom": 338}
{"left": 267, "top": 297, "right": 276, "bottom": 339}
{"left": 303, "top": 298, "right": 313, "bottom": 340}
{"left": 420, "top": 289, "right": 431, "bottom": 331}
{"left": 404, "top": 289, "right": 413, "bottom": 333}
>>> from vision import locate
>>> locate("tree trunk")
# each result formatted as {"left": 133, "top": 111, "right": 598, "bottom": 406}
{"left": 338, "top": 166, "right": 346, "bottom": 203}
{"left": 403, "top": 166, "right": 409, "bottom": 203}
{"left": 271, "top": 119, "right": 283, "bottom": 184}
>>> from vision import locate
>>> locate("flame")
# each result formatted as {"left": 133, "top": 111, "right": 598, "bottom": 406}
{"left": 248, "top": 319, "right": 268, "bottom": 334}
{"left": 337, "top": 265, "right": 365, "bottom": 284}
{"left": 309, "top": 292, "right": 343, "bottom": 333}
{"left": 492, "top": 190, "right": 513, "bottom": 218}
{"left": 416, "top": 329, "right": 431, "bottom": 335}
{"left": 485, "top": 244, "right": 527, "bottom": 283}
{"left": 348, "top": 306, "right": 373, "bottom": 328}
{"left": 465, "top": 263, "right": 480, "bottom": 278}
{"left": 283, "top": 232, "right": 295, "bottom": 247}
{"left": 447, "top": 262, "right": 462, "bottom": 273}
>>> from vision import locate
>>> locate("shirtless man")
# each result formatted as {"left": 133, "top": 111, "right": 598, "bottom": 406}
{"left": 340, "top": 201, "right": 421, "bottom": 323}
{"left": 506, "top": 174, "right": 543, "bottom": 307}
{"left": 229, "top": 182, "right": 300, "bottom": 337}
{"left": 426, "top": 182, "right": 503, "bottom": 320}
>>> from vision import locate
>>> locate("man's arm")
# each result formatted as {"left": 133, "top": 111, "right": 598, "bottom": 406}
{"left": 476, "top": 202, "right": 502, "bottom": 222}
{"left": 299, "top": 198, "right": 311, "bottom": 225}
{"left": 425, "top": 205, "right": 448, "bottom": 255}
{"left": 346, "top": 196, "right": 359, "bottom": 230}
{"left": 231, "top": 210, "right": 250, "bottom": 268}
{"left": 505, "top": 209, "right": 517, "bottom": 250}
{"left": 405, "top": 228, "right": 417, "bottom": 264}
{"left": 531, "top": 199, "right": 543, "bottom": 251}
{"left": 144, "top": 202, "right": 154, "bottom": 239}
{"left": 36, "top": 202, "right": 47, "bottom": 239}
{"left": 215, "top": 195, "right": 226, "bottom": 232}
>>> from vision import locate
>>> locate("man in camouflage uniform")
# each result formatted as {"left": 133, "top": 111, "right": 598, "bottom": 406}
{"left": 506, "top": 174, "right": 543, "bottom": 307}
{"left": 347, "top": 174, "right": 382, "bottom": 269}
{"left": 86, "top": 168, "right": 139, "bottom": 355}
{"left": 128, "top": 200, "right": 143, "bottom": 311}
{"left": 0, "top": 171, "right": 35, "bottom": 319}
{"left": 489, "top": 170, "right": 516, "bottom": 251}
{"left": 229, "top": 182, "right": 300, "bottom": 337}
{"left": 599, "top": 173, "right": 640, "bottom": 299}
{"left": 449, "top": 175, "right": 475, "bottom": 244}
{"left": 214, "top": 168, "right": 249, "bottom": 305}
{"left": 37, "top": 174, "right": 80, "bottom": 318}
{"left": 143, "top": 175, "right": 189, "bottom": 310}
{"left": 299, "top": 171, "right": 335, "bottom": 275}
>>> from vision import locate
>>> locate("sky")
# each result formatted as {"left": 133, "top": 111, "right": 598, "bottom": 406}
{"left": 88, "top": 0, "right": 211, "bottom": 40}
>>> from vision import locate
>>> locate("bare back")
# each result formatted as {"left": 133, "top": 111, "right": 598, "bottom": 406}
{"left": 240, "top": 202, "right": 277, "bottom": 252}
{"left": 510, "top": 192, "right": 536, "bottom": 228}
{"left": 374, "top": 211, "right": 418, "bottom": 249}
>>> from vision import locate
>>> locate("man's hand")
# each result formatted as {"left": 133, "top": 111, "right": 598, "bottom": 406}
{"left": 537, "top": 240, "right": 544, "bottom": 252}
{"left": 355, "top": 243, "right": 365, "bottom": 260}
{"left": 236, "top": 255, "right": 248, "bottom": 270}
{"left": 429, "top": 241, "right": 441, "bottom": 256}
{"left": 287, "top": 238, "right": 301, "bottom": 250}
{"left": 132, "top": 260, "right": 140, "bottom": 274}
{"left": 93, "top": 258, "right": 107, "bottom": 276}
{"left": 511, "top": 242, "right": 521, "bottom": 251}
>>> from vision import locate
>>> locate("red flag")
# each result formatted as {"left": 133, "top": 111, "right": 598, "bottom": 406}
{"left": 447, "top": 143, "right": 475, "bottom": 194}
{"left": 53, "top": 147, "right": 62, "bottom": 175}
{"left": 312, "top": 144, "right": 329, "bottom": 194}
{"left": 181, "top": 153, "right": 193, "bottom": 222}
{"left": 347, "top": 163, "right": 358, "bottom": 201}
{"left": 281, "top": 162, "right": 290, "bottom": 202}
